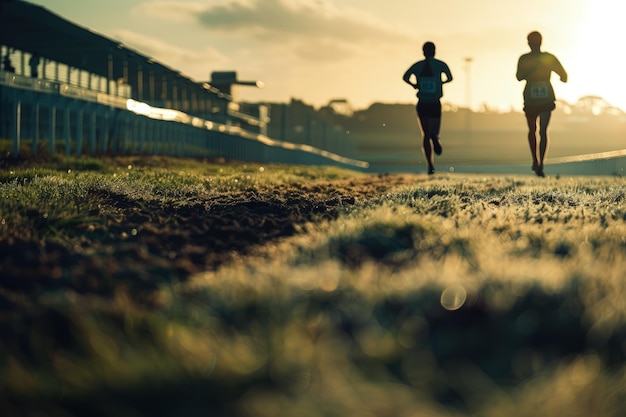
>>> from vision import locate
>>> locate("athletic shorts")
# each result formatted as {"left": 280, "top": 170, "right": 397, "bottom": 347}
{"left": 523, "top": 102, "right": 556, "bottom": 117}
{"left": 417, "top": 100, "right": 442, "bottom": 118}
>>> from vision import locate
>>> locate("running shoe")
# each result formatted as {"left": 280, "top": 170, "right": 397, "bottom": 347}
{"left": 433, "top": 139, "right": 443, "bottom": 155}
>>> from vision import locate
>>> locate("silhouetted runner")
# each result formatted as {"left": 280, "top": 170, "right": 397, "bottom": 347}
{"left": 403, "top": 42, "right": 453, "bottom": 175}
{"left": 516, "top": 31, "right": 567, "bottom": 177}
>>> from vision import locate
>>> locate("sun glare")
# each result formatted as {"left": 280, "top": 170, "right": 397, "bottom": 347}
{"left": 563, "top": 1, "right": 626, "bottom": 110}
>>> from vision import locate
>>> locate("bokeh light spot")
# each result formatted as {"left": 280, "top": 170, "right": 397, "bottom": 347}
{"left": 440, "top": 285, "right": 467, "bottom": 310}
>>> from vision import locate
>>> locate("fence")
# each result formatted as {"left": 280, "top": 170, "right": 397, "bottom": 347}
{"left": 0, "top": 70, "right": 369, "bottom": 170}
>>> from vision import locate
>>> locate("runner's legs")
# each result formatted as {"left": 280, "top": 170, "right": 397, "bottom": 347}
{"left": 417, "top": 101, "right": 442, "bottom": 174}
{"left": 538, "top": 110, "right": 552, "bottom": 171}
{"left": 417, "top": 113, "right": 435, "bottom": 173}
{"left": 525, "top": 112, "right": 539, "bottom": 171}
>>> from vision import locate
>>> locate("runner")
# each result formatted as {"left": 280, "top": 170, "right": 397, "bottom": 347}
{"left": 403, "top": 42, "right": 453, "bottom": 175}
{"left": 516, "top": 31, "right": 567, "bottom": 177}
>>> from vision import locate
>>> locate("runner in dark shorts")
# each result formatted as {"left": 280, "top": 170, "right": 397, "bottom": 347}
{"left": 403, "top": 42, "right": 453, "bottom": 175}
{"left": 516, "top": 31, "right": 567, "bottom": 177}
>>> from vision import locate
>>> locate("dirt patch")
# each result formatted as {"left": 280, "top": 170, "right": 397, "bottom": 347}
{"left": 0, "top": 172, "right": 421, "bottom": 303}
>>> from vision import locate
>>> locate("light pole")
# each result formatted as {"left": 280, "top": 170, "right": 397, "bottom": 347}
{"left": 464, "top": 57, "right": 473, "bottom": 139}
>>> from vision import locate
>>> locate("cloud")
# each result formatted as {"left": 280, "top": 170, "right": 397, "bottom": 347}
{"left": 123, "top": 0, "right": 421, "bottom": 105}
{"left": 198, "top": 0, "right": 406, "bottom": 41}
{"left": 133, "top": 0, "right": 414, "bottom": 61}
{"left": 131, "top": 1, "right": 208, "bottom": 23}
{"left": 110, "top": 29, "right": 229, "bottom": 79}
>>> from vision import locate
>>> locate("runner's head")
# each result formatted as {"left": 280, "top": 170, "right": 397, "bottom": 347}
{"left": 422, "top": 42, "right": 436, "bottom": 58}
{"left": 527, "top": 31, "right": 542, "bottom": 51}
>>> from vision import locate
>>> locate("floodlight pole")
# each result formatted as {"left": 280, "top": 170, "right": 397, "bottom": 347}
{"left": 464, "top": 57, "right": 473, "bottom": 139}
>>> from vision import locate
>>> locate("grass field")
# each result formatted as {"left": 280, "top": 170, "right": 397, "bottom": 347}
{"left": 1, "top": 155, "right": 625, "bottom": 416}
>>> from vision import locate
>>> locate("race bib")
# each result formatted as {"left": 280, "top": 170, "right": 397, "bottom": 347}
{"left": 419, "top": 77, "right": 437, "bottom": 93}
{"left": 529, "top": 81, "right": 549, "bottom": 99}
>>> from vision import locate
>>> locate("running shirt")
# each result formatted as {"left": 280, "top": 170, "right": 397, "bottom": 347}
{"left": 516, "top": 51, "right": 567, "bottom": 106}
{"left": 404, "top": 58, "right": 452, "bottom": 102}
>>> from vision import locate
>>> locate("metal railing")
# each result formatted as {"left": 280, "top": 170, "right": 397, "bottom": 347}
{"left": 0, "top": 70, "right": 369, "bottom": 170}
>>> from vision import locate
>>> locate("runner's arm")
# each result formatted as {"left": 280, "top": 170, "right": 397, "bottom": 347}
{"left": 442, "top": 63, "right": 453, "bottom": 84}
{"left": 516, "top": 57, "right": 526, "bottom": 81}
{"left": 403, "top": 64, "right": 419, "bottom": 89}
{"left": 553, "top": 57, "right": 568, "bottom": 82}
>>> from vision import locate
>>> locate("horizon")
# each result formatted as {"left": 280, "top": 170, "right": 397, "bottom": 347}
{"left": 264, "top": 95, "right": 626, "bottom": 116}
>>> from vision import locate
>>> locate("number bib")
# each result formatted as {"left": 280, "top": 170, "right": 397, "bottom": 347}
{"left": 529, "top": 81, "right": 549, "bottom": 99}
{"left": 419, "top": 77, "right": 437, "bottom": 94}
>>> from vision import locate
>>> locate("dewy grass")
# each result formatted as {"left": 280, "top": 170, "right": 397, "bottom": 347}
{"left": 0, "top": 157, "right": 359, "bottom": 240}
{"left": 1, "top": 157, "right": 626, "bottom": 417}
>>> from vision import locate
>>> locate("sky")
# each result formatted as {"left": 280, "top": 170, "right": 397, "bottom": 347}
{"left": 27, "top": 0, "right": 626, "bottom": 111}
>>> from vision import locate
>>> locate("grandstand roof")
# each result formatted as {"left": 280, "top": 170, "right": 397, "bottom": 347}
{"left": 0, "top": 0, "right": 187, "bottom": 83}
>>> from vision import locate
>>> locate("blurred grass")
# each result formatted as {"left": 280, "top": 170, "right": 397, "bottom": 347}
{"left": 1, "top": 156, "right": 626, "bottom": 416}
